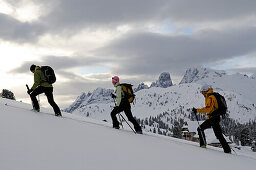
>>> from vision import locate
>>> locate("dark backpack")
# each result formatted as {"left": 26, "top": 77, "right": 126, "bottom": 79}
{"left": 119, "top": 83, "right": 135, "bottom": 103}
{"left": 209, "top": 92, "right": 227, "bottom": 117}
{"left": 40, "top": 66, "right": 56, "bottom": 84}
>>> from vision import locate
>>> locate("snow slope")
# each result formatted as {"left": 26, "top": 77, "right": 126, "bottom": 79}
{"left": 0, "top": 98, "right": 256, "bottom": 170}
{"left": 180, "top": 67, "right": 256, "bottom": 104}
{"left": 65, "top": 68, "right": 256, "bottom": 123}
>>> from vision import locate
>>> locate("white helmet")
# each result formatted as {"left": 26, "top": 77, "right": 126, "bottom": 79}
{"left": 200, "top": 84, "right": 211, "bottom": 92}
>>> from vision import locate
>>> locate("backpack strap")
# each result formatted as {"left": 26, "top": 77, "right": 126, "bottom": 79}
{"left": 207, "top": 93, "right": 221, "bottom": 118}
{"left": 116, "top": 84, "right": 125, "bottom": 99}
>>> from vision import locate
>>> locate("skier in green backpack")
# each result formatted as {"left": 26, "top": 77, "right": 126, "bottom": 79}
{"left": 110, "top": 76, "right": 142, "bottom": 134}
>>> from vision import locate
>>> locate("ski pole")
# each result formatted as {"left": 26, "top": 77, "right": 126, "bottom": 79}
{"left": 26, "top": 84, "right": 35, "bottom": 109}
{"left": 119, "top": 113, "right": 136, "bottom": 134}
{"left": 193, "top": 111, "right": 207, "bottom": 146}
{"left": 112, "top": 94, "right": 136, "bottom": 134}
{"left": 38, "top": 94, "right": 40, "bottom": 107}
{"left": 118, "top": 113, "right": 124, "bottom": 129}
{"left": 26, "top": 84, "right": 30, "bottom": 91}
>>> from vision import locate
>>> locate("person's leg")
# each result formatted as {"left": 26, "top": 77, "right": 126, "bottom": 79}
{"left": 212, "top": 122, "right": 231, "bottom": 153}
{"left": 197, "top": 119, "right": 212, "bottom": 147}
{"left": 123, "top": 102, "right": 142, "bottom": 132}
{"left": 110, "top": 106, "right": 122, "bottom": 128}
{"left": 30, "top": 86, "right": 44, "bottom": 111}
{"left": 44, "top": 87, "right": 61, "bottom": 116}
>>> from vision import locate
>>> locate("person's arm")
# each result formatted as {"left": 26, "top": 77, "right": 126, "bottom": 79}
{"left": 197, "top": 96, "right": 215, "bottom": 114}
{"left": 31, "top": 71, "right": 40, "bottom": 90}
{"left": 116, "top": 85, "right": 122, "bottom": 106}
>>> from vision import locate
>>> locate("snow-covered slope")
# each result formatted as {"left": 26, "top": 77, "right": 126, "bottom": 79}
{"left": 180, "top": 67, "right": 256, "bottom": 104}
{"left": 66, "top": 83, "right": 256, "bottom": 124}
{"left": 65, "top": 68, "right": 256, "bottom": 137}
{"left": 134, "top": 82, "right": 149, "bottom": 92}
{"left": 179, "top": 67, "right": 226, "bottom": 84}
{"left": 251, "top": 73, "right": 256, "bottom": 79}
{"left": 134, "top": 83, "right": 256, "bottom": 123}
{"left": 0, "top": 98, "right": 255, "bottom": 170}
{"left": 65, "top": 88, "right": 114, "bottom": 114}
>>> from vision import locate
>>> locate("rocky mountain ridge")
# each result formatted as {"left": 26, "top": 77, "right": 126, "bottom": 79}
{"left": 179, "top": 67, "right": 226, "bottom": 84}
{"left": 65, "top": 68, "right": 256, "bottom": 125}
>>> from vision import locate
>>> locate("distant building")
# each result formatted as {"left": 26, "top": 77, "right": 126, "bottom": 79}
{"left": 251, "top": 141, "right": 256, "bottom": 152}
{"left": 181, "top": 122, "right": 197, "bottom": 142}
{"left": 182, "top": 121, "right": 232, "bottom": 147}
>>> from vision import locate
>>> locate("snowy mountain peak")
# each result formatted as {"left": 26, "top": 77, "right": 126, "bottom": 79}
{"left": 64, "top": 92, "right": 90, "bottom": 113}
{"left": 65, "top": 88, "right": 114, "bottom": 113}
{"left": 134, "top": 82, "right": 149, "bottom": 92}
{"left": 179, "top": 67, "right": 226, "bottom": 84}
{"left": 151, "top": 72, "right": 173, "bottom": 88}
{"left": 251, "top": 73, "right": 256, "bottom": 79}
{"left": 87, "top": 87, "right": 113, "bottom": 105}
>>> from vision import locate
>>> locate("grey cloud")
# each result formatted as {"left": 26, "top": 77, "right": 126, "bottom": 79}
{"left": 97, "top": 26, "right": 256, "bottom": 75}
{"left": 2, "top": 0, "right": 256, "bottom": 43}
{"left": 57, "top": 70, "right": 85, "bottom": 80}
{"left": 226, "top": 67, "right": 256, "bottom": 75}
{"left": 85, "top": 73, "right": 112, "bottom": 80}
{"left": 54, "top": 79, "right": 112, "bottom": 96}
{"left": 42, "top": 0, "right": 167, "bottom": 29}
{"left": 163, "top": 0, "right": 256, "bottom": 22}
{"left": 0, "top": 14, "right": 45, "bottom": 42}
{"left": 9, "top": 55, "right": 112, "bottom": 74}
{"left": 4, "top": 0, "right": 256, "bottom": 108}
{"left": 42, "top": 0, "right": 256, "bottom": 28}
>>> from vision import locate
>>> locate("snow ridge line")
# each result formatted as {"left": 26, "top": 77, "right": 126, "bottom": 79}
{"left": 2, "top": 102, "right": 137, "bottom": 134}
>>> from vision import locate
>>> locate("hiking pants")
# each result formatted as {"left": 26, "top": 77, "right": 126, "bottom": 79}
{"left": 197, "top": 117, "right": 231, "bottom": 153}
{"left": 111, "top": 100, "right": 141, "bottom": 132}
{"left": 30, "top": 86, "right": 61, "bottom": 114}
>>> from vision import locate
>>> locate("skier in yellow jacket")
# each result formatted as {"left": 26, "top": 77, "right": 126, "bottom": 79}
{"left": 192, "top": 84, "right": 231, "bottom": 153}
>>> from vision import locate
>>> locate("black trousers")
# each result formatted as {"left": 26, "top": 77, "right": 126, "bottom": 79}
{"left": 30, "top": 86, "right": 61, "bottom": 114}
{"left": 111, "top": 100, "right": 141, "bottom": 132}
{"left": 197, "top": 116, "right": 231, "bottom": 153}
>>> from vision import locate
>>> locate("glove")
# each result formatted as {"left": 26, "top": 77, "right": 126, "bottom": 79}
{"left": 111, "top": 93, "right": 116, "bottom": 99}
{"left": 27, "top": 89, "right": 33, "bottom": 95}
{"left": 113, "top": 106, "right": 119, "bottom": 111}
{"left": 192, "top": 107, "right": 197, "bottom": 114}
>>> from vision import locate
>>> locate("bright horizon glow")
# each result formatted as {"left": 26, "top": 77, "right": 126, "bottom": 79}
{"left": 0, "top": 0, "right": 43, "bottom": 22}
{"left": 0, "top": 1, "right": 13, "bottom": 15}
{"left": 207, "top": 56, "right": 256, "bottom": 70}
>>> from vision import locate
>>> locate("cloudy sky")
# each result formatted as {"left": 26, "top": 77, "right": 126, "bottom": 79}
{"left": 1, "top": 0, "right": 256, "bottom": 108}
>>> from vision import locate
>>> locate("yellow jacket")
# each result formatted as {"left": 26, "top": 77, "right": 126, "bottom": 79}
{"left": 196, "top": 88, "right": 218, "bottom": 119}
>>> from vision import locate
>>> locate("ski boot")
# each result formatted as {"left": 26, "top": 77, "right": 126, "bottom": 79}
{"left": 31, "top": 108, "right": 40, "bottom": 112}
{"left": 136, "top": 130, "right": 143, "bottom": 134}
{"left": 200, "top": 145, "right": 206, "bottom": 148}
{"left": 55, "top": 113, "right": 62, "bottom": 117}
